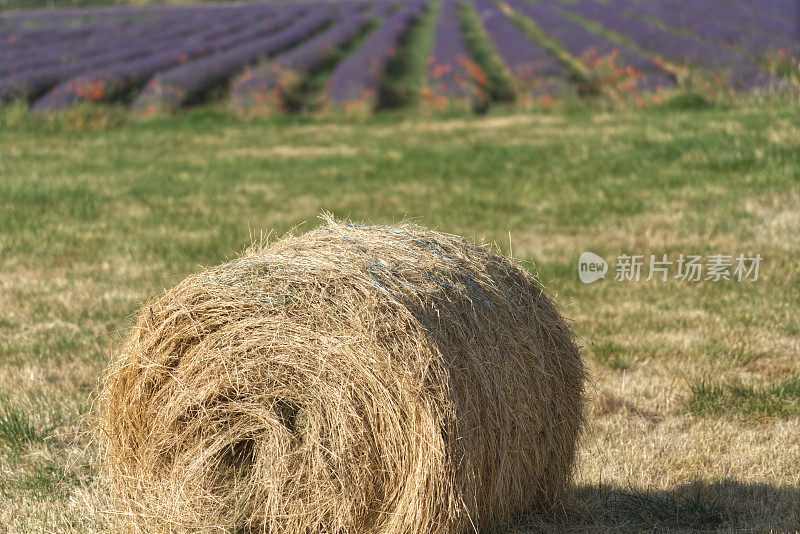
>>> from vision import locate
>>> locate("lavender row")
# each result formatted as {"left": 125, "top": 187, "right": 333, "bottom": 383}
{"left": 31, "top": 7, "right": 283, "bottom": 112}
{"left": 425, "top": 1, "right": 483, "bottom": 105}
{"left": 1, "top": 17, "right": 176, "bottom": 66}
{"left": 0, "top": 9, "right": 236, "bottom": 76}
{"left": 326, "top": 2, "right": 424, "bottom": 109}
{"left": 132, "top": 8, "right": 336, "bottom": 114}
{"left": 508, "top": 0, "right": 674, "bottom": 91}
{"left": 616, "top": 0, "right": 799, "bottom": 59}
{"left": 650, "top": 0, "right": 798, "bottom": 54}
{"left": 0, "top": 1, "right": 317, "bottom": 32}
{"left": 0, "top": 2, "right": 305, "bottom": 58}
{"left": 560, "top": 0, "right": 778, "bottom": 90}
{"left": 0, "top": 5, "right": 254, "bottom": 69}
{"left": 370, "top": 1, "right": 401, "bottom": 19}
{"left": 0, "top": 8, "right": 272, "bottom": 103}
{"left": 230, "top": 8, "right": 373, "bottom": 113}
{"left": 0, "top": 23, "right": 122, "bottom": 54}
{"left": 0, "top": 3, "right": 242, "bottom": 28}
{"left": 1, "top": 0, "right": 794, "bottom": 114}
{"left": 0, "top": 7, "right": 196, "bottom": 48}
{"left": 470, "top": 0, "right": 570, "bottom": 96}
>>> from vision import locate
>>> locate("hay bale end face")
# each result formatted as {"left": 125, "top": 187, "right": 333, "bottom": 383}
{"left": 100, "top": 218, "right": 585, "bottom": 533}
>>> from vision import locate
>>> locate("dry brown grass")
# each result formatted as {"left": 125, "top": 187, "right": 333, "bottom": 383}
{"left": 99, "top": 217, "right": 585, "bottom": 533}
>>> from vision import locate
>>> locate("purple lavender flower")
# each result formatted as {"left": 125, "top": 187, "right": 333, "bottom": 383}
{"left": 425, "top": 1, "right": 485, "bottom": 108}
{"left": 470, "top": 0, "right": 571, "bottom": 96}
{"left": 132, "top": 8, "right": 333, "bottom": 114}
{"left": 32, "top": 6, "right": 280, "bottom": 111}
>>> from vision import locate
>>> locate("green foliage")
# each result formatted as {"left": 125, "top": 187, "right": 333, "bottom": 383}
{"left": 659, "top": 92, "right": 712, "bottom": 110}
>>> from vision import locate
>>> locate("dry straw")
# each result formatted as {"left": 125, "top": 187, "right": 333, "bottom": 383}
{"left": 99, "top": 216, "right": 585, "bottom": 533}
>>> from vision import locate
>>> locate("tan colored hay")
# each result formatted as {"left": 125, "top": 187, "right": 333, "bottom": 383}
{"left": 99, "top": 216, "right": 585, "bottom": 533}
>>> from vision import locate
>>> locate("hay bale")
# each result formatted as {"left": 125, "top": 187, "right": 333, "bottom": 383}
{"left": 100, "top": 217, "right": 585, "bottom": 533}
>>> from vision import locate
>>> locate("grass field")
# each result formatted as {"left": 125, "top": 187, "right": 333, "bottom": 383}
{"left": 0, "top": 97, "right": 798, "bottom": 531}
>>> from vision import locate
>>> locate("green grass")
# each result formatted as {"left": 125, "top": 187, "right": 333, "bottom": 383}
{"left": 657, "top": 92, "right": 713, "bottom": 110}
{"left": 687, "top": 376, "right": 800, "bottom": 419}
{"left": 591, "top": 341, "right": 633, "bottom": 371}
{"left": 18, "top": 462, "right": 82, "bottom": 498}
{"left": 458, "top": 1, "right": 517, "bottom": 103}
{"left": 0, "top": 404, "right": 43, "bottom": 452}
{"left": 587, "top": 485, "right": 725, "bottom": 531}
{"left": 380, "top": 1, "right": 439, "bottom": 108}
{"left": 0, "top": 97, "right": 798, "bottom": 530}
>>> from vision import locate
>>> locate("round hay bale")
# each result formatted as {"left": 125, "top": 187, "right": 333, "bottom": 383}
{"left": 100, "top": 217, "right": 585, "bottom": 533}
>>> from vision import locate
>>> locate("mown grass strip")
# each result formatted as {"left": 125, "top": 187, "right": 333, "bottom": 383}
{"left": 458, "top": 1, "right": 516, "bottom": 103}
{"left": 686, "top": 376, "right": 800, "bottom": 419}
{"left": 379, "top": 1, "right": 439, "bottom": 109}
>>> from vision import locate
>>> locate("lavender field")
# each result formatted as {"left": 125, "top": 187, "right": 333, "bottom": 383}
{"left": 0, "top": 0, "right": 797, "bottom": 114}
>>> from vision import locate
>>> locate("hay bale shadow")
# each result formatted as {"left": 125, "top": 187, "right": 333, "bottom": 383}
{"left": 514, "top": 480, "right": 800, "bottom": 532}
